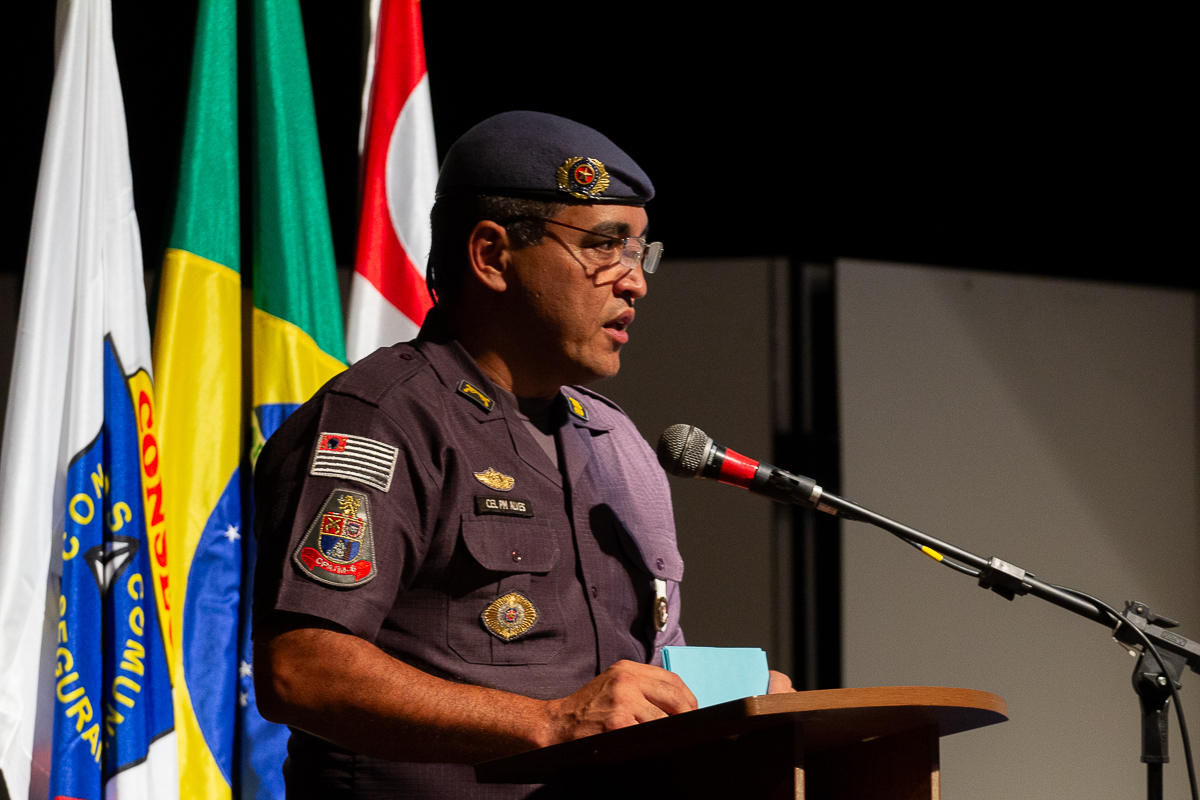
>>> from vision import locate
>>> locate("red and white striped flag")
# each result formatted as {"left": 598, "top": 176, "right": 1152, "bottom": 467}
{"left": 346, "top": 0, "right": 437, "bottom": 363}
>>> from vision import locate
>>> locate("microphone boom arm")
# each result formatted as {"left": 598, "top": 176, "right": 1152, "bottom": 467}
{"left": 811, "top": 489, "right": 1111, "bottom": 625}
{"left": 657, "top": 422, "right": 1199, "bottom": 799}
{"left": 789, "top": 472, "right": 1200, "bottom": 800}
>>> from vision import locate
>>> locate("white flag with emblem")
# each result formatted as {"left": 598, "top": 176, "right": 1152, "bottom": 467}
{"left": 0, "top": 1, "right": 177, "bottom": 797}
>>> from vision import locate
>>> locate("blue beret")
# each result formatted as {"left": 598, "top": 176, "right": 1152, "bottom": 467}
{"left": 435, "top": 111, "right": 654, "bottom": 206}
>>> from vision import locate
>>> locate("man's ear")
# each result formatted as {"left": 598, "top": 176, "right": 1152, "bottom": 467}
{"left": 466, "top": 220, "right": 511, "bottom": 293}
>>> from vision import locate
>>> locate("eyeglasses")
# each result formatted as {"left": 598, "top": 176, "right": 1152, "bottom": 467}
{"left": 514, "top": 217, "right": 663, "bottom": 276}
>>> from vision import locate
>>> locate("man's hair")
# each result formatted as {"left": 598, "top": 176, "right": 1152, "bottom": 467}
{"left": 427, "top": 195, "right": 567, "bottom": 306}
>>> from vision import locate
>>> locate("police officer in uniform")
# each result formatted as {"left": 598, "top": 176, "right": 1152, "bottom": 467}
{"left": 252, "top": 111, "right": 789, "bottom": 799}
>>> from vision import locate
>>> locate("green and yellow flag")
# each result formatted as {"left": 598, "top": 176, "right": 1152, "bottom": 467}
{"left": 152, "top": 0, "right": 243, "bottom": 797}
{"left": 238, "top": 0, "right": 347, "bottom": 795}
{"left": 248, "top": 0, "right": 347, "bottom": 459}
{"left": 154, "top": 1, "right": 346, "bottom": 797}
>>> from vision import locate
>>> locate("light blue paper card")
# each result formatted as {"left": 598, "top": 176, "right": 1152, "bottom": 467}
{"left": 660, "top": 646, "right": 770, "bottom": 708}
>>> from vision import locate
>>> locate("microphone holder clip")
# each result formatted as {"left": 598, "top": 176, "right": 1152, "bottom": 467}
{"left": 1115, "top": 601, "right": 1200, "bottom": 678}
{"left": 977, "top": 556, "right": 1035, "bottom": 601}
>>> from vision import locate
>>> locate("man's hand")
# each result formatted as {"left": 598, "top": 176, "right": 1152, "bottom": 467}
{"left": 767, "top": 670, "right": 795, "bottom": 694}
{"left": 540, "top": 660, "right": 697, "bottom": 745}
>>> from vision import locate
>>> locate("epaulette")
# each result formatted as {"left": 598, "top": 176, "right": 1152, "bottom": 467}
{"left": 327, "top": 344, "right": 426, "bottom": 407}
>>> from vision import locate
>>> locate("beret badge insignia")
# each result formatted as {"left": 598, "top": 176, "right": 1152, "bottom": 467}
{"left": 556, "top": 156, "right": 610, "bottom": 200}
{"left": 473, "top": 467, "right": 515, "bottom": 492}
{"left": 482, "top": 592, "right": 539, "bottom": 642}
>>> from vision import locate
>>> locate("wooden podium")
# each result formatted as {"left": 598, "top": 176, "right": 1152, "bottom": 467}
{"left": 476, "top": 686, "right": 1007, "bottom": 799}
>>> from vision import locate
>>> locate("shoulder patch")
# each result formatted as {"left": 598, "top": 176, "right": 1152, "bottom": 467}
{"left": 311, "top": 432, "right": 398, "bottom": 491}
{"left": 456, "top": 380, "right": 494, "bottom": 412}
{"left": 566, "top": 395, "right": 589, "bottom": 421}
{"left": 294, "top": 489, "right": 377, "bottom": 587}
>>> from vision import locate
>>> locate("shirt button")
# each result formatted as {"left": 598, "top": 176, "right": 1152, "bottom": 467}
{"left": 511, "top": 550, "right": 522, "bottom": 563}
{"left": 655, "top": 557, "right": 665, "bottom": 570}
{"left": 591, "top": 586, "right": 598, "bottom": 598}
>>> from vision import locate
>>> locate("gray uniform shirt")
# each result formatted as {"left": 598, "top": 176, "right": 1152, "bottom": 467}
{"left": 253, "top": 335, "right": 685, "bottom": 798}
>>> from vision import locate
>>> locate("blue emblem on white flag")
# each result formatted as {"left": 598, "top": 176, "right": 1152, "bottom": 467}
{"left": 50, "top": 341, "right": 175, "bottom": 799}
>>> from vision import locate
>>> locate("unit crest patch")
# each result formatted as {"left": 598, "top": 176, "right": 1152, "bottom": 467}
{"left": 311, "top": 432, "right": 398, "bottom": 492}
{"left": 566, "top": 395, "right": 589, "bottom": 422}
{"left": 473, "top": 467, "right": 515, "bottom": 492}
{"left": 294, "top": 489, "right": 377, "bottom": 587}
{"left": 456, "top": 380, "right": 494, "bottom": 412}
{"left": 481, "top": 592, "right": 539, "bottom": 642}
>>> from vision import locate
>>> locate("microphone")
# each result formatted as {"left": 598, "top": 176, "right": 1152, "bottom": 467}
{"left": 656, "top": 424, "right": 843, "bottom": 515}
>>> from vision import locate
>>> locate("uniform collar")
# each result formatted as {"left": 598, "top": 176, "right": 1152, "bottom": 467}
{"left": 415, "top": 329, "right": 613, "bottom": 432}
{"left": 412, "top": 336, "right": 570, "bottom": 486}
{"left": 415, "top": 336, "right": 507, "bottom": 424}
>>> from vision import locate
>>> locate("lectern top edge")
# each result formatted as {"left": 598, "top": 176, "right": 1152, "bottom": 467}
{"left": 475, "top": 685, "right": 1008, "bottom": 786}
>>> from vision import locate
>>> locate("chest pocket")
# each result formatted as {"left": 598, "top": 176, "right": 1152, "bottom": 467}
{"left": 447, "top": 515, "right": 565, "bottom": 665}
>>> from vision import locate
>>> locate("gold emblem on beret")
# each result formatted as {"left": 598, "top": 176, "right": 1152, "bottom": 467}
{"left": 481, "top": 592, "right": 539, "bottom": 641}
{"left": 473, "top": 467, "right": 515, "bottom": 492}
{"left": 556, "top": 156, "right": 610, "bottom": 200}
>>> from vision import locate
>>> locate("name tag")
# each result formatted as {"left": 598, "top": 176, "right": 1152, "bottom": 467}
{"left": 474, "top": 495, "right": 534, "bottom": 518}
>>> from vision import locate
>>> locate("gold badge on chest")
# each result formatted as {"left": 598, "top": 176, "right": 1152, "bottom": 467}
{"left": 481, "top": 592, "right": 539, "bottom": 642}
{"left": 473, "top": 467, "right": 515, "bottom": 492}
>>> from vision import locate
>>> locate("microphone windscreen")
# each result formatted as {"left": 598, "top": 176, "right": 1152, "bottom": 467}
{"left": 656, "top": 424, "right": 710, "bottom": 478}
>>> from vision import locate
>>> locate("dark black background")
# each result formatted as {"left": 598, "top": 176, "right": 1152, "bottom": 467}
{"left": 6, "top": 2, "right": 1194, "bottom": 288}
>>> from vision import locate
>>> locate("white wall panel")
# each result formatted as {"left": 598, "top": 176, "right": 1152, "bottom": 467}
{"left": 838, "top": 258, "right": 1198, "bottom": 798}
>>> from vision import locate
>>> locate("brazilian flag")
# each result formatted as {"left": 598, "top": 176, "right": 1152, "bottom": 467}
{"left": 153, "top": 0, "right": 243, "bottom": 797}
{"left": 241, "top": 0, "right": 347, "bottom": 797}
{"left": 154, "top": 0, "right": 344, "bottom": 797}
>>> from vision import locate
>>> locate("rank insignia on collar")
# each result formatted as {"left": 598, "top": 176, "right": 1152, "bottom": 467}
{"left": 556, "top": 156, "right": 610, "bottom": 200}
{"left": 457, "top": 380, "right": 494, "bottom": 412}
{"left": 566, "top": 395, "right": 589, "bottom": 422}
{"left": 293, "top": 489, "right": 377, "bottom": 587}
{"left": 473, "top": 467, "right": 515, "bottom": 492}
{"left": 481, "top": 592, "right": 539, "bottom": 642}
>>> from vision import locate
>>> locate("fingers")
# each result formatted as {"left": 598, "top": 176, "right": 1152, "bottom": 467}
{"left": 609, "top": 660, "right": 698, "bottom": 716}
{"left": 545, "top": 661, "right": 699, "bottom": 744}
{"left": 767, "top": 669, "right": 795, "bottom": 694}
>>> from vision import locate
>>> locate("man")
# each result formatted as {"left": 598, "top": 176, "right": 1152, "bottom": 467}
{"left": 252, "top": 111, "right": 787, "bottom": 798}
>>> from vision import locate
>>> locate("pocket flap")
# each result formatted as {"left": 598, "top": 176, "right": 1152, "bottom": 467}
{"left": 461, "top": 516, "right": 559, "bottom": 573}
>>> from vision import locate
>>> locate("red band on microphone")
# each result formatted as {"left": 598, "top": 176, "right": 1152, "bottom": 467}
{"left": 717, "top": 449, "right": 760, "bottom": 487}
